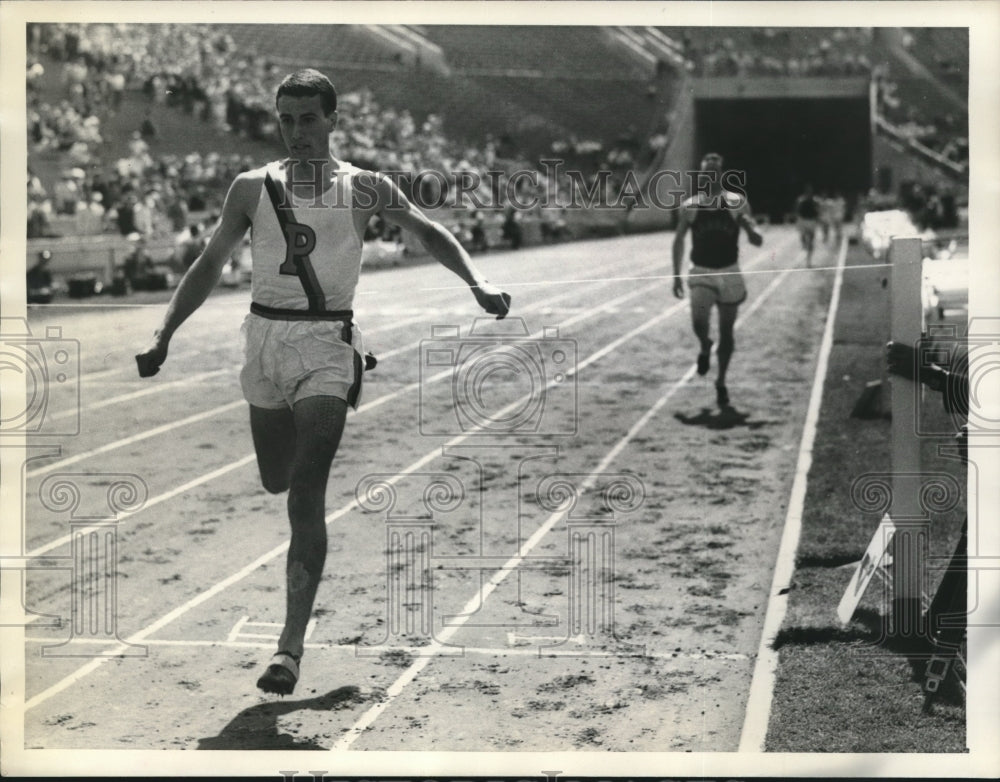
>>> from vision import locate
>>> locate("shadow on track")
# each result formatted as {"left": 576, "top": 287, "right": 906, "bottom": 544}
{"left": 673, "top": 406, "right": 774, "bottom": 431}
{"left": 197, "top": 685, "right": 374, "bottom": 750}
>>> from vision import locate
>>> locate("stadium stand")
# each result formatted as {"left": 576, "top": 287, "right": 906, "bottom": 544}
{"left": 25, "top": 22, "right": 970, "bottom": 292}
{"left": 911, "top": 27, "right": 968, "bottom": 94}
{"left": 680, "top": 27, "right": 875, "bottom": 77}
{"left": 26, "top": 22, "right": 668, "bottom": 232}
{"left": 412, "top": 26, "right": 645, "bottom": 78}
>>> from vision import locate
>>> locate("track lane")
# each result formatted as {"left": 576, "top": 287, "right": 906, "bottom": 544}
{"left": 22, "top": 253, "right": 674, "bottom": 560}
{"left": 19, "top": 228, "right": 840, "bottom": 752}
{"left": 23, "top": 231, "right": 800, "bottom": 712}
{"left": 24, "top": 249, "right": 671, "bottom": 476}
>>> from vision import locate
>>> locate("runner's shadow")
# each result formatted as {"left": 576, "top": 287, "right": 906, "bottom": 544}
{"left": 197, "top": 685, "right": 365, "bottom": 750}
{"left": 674, "top": 406, "right": 769, "bottom": 430}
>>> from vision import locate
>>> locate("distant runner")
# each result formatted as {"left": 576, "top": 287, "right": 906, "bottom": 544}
{"left": 794, "top": 184, "right": 821, "bottom": 267}
{"left": 672, "top": 152, "right": 763, "bottom": 408}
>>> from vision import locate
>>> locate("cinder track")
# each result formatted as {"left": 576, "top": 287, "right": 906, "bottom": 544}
{"left": 16, "top": 227, "right": 838, "bottom": 752}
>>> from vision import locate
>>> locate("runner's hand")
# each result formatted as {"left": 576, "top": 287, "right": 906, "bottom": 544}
{"left": 136, "top": 333, "right": 169, "bottom": 377}
{"left": 473, "top": 282, "right": 512, "bottom": 319}
{"left": 748, "top": 229, "right": 764, "bottom": 247}
{"left": 673, "top": 277, "right": 684, "bottom": 299}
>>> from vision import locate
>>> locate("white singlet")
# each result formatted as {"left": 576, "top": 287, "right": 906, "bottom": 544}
{"left": 249, "top": 159, "right": 365, "bottom": 312}
{"left": 239, "top": 160, "right": 370, "bottom": 410}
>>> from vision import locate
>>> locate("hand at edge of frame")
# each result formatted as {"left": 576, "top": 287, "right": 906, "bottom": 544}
{"left": 136, "top": 332, "right": 169, "bottom": 378}
{"left": 473, "top": 281, "right": 512, "bottom": 320}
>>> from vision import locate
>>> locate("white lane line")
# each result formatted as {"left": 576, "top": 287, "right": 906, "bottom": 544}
{"left": 68, "top": 254, "right": 656, "bottom": 384}
{"left": 738, "top": 237, "right": 847, "bottom": 753}
{"left": 21, "top": 636, "right": 749, "bottom": 660}
{"left": 25, "top": 260, "right": 671, "bottom": 481}
{"left": 79, "top": 347, "right": 208, "bottom": 383}
{"left": 22, "top": 282, "right": 680, "bottom": 712}
{"left": 25, "top": 454, "right": 258, "bottom": 558}
{"left": 354, "top": 277, "right": 681, "bottom": 416}
{"left": 225, "top": 615, "right": 251, "bottom": 644}
{"left": 48, "top": 368, "right": 234, "bottom": 422}
{"left": 26, "top": 400, "right": 247, "bottom": 479}
{"left": 23, "top": 274, "right": 662, "bottom": 558}
{"left": 56, "top": 311, "right": 443, "bottom": 408}
{"left": 26, "top": 289, "right": 650, "bottom": 557}
{"left": 29, "top": 259, "right": 666, "bottom": 476}
{"left": 331, "top": 264, "right": 793, "bottom": 751}
{"left": 22, "top": 242, "right": 795, "bottom": 713}
{"left": 27, "top": 303, "right": 167, "bottom": 309}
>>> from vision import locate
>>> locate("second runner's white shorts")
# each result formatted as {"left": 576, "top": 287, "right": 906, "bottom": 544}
{"left": 687, "top": 263, "right": 747, "bottom": 305}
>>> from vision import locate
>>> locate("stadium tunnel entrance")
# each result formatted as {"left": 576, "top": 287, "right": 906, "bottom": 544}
{"left": 693, "top": 91, "right": 872, "bottom": 222}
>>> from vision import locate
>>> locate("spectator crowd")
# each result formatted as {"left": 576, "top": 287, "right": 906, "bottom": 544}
{"left": 685, "top": 28, "right": 875, "bottom": 78}
{"left": 26, "top": 22, "right": 519, "bottom": 244}
{"left": 27, "top": 22, "right": 967, "bottom": 258}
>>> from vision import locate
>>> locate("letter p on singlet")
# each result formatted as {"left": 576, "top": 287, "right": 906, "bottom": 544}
{"left": 279, "top": 221, "right": 317, "bottom": 276}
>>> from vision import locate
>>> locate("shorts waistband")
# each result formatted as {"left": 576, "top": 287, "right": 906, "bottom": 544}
{"left": 690, "top": 262, "right": 741, "bottom": 274}
{"left": 250, "top": 302, "right": 354, "bottom": 322}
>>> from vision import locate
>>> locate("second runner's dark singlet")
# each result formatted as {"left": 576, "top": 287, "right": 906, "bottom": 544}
{"left": 690, "top": 200, "right": 740, "bottom": 269}
{"left": 796, "top": 194, "right": 820, "bottom": 220}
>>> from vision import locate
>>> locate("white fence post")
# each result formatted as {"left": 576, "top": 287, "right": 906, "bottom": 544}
{"left": 889, "top": 236, "right": 927, "bottom": 642}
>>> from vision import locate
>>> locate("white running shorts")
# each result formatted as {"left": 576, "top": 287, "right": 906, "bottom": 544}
{"left": 239, "top": 313, "right": 365, "bottom": 410}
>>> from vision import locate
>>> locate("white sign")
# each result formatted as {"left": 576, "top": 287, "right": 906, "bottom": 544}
{"left": 837, "top": 514, "right": 897, "bottom": 625}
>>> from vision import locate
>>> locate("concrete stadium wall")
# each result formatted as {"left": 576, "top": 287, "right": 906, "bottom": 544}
{"left": 691, "top": 76, "right": 871, "bottom": 100}
{"left": 26, "top": 235, "right": 180, "bottom": 283}
{"left": 27, "top": 206, "right": 672, "bottom": 286}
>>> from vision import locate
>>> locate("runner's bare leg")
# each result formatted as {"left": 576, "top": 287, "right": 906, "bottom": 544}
{"left": 689, "top": 285, "right": 715, "bottom": 357}
{"left": 716, "top": 302, "right": 739, "bottom": 388}
{"left": 250, "top": 397, "right": 348, "bottom": 658}
{"left": 250, "top": 405, "right": 296, "bottom": 493}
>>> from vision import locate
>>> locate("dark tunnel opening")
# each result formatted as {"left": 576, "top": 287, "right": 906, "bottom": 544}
{"left": 695, "top": 96, "right": 872, "bottom": 221}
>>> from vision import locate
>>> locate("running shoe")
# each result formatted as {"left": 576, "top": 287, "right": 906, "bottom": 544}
{"left": 257, "top": 651, "right": 300, "bottom": 695}
{"left": 697, "top": 341, "right": 713, "bottom": 376}
{"left": 716, "top": 383, "right": 730, "bottom": 408}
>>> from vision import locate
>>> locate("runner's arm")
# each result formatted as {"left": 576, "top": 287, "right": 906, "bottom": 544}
{"left": 671, "top": 206, "right": 691, "bottom": 297}
{"left": 136, "top": 175, "right": 254, "bottom": 376}
{"left": 372, "top": 175, "right": 510, "bottom": 319}
{"left": 737, "top": 199, "right": 763, "bottom": 246}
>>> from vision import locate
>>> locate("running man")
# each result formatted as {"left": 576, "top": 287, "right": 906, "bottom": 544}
{"left": 794, "top": 184, "right": 821, "bottom": 267}
{"left": 672, "top": 152, "right": 763, "bottom": 408}
{"left": 135, "top": 69, "right": 511, "bottom": 695}
{"left": 818, "top": 191, "right": 832, "bottom": 244}
{"left": 827, "top": 191, "right": 847, "bottom": 246}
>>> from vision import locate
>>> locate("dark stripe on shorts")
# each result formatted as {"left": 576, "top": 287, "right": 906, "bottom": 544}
{"left": 347, "top": 349, "right": 363, "bottom": 408}
{"left": 264, "top": 173, "right": 327, "bottom": 312}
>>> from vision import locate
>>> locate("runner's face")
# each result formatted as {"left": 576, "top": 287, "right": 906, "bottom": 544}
{"left": 701, "top": 156, "right": 723, "bottom": 173}
{"left": 276, "top": 94, "right": 337, "bottom": 163}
